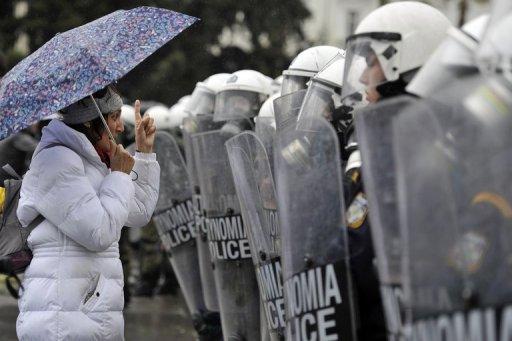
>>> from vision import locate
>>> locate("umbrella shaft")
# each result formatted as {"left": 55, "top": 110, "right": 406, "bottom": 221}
{"left": 90, "top": 95, "right": 116, "bottom": 143}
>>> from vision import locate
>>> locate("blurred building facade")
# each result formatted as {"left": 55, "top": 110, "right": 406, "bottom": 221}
{"left": 303, "top": 0, "right": 490, "bottom": 48}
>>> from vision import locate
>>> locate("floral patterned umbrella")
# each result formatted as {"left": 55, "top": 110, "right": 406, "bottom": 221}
{"left": 0, "top": 6, "right": 198, "bottom": 140}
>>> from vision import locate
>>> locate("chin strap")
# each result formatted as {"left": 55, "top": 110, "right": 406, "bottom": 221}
{"left": 331, "top": 105, "right": 356, "bottom": 162}
{"left": 376, "top": 77, "right": 408, "bottom": 99}
{"left": 376, "top": 68, "right": 420, "bottom": 99}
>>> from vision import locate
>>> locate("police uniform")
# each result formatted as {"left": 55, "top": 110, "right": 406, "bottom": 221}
{"left": 344, "top": 145, "right": 387, "bottom": 341}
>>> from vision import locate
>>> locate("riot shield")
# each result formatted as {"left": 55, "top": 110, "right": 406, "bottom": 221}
{"left": 275, "top": 116, "right": 357, "bottom": 340}
{"left": 152, "top": 131, "right": 215, "bottom": 334}
{"left": 192, "top": 129, "right": 260, "bottom": 341}
{"left": 355, "top": 95, "right": 418, "bottom": 339}
{"left": 226, "top": 132, "right": 285, "bottom": 341}
{"left": 273, "top": 90, "right": 307, "bottom": 133}
{"left": 394, "top": 75, "right": 512, "bottom": 339}
{"left": 183, "top": 115, "right": 224, "bottom": 312}
{"left": 254, "top": 117, "right": 277, "bottom": 173}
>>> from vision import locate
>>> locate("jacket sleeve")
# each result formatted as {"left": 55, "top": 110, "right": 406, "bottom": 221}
{"left": 124, "top": 152, "right": 160, "bottom": 228}
{"left": 33, "top": 147, "right": 135, "bottom": 251}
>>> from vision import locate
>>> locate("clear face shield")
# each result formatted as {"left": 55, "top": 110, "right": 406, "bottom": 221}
{"left": 296, "top": 81, "right": 339, "bottom": 129}
{"left": 184, "top": 87, "right": 216, "bottom": 117}
{"left": 478, "top": 13, "right": 512, "bottom": 83}
{"left": 280, "top": 74, "right": 310, "bottom": 95}
{"left": 272, "top": 89, "right": 307, "bottom": 132}
{"left": 342, "top": 33, "right": 402, "bottom": 105}
{"left": 407, "top": 28, "right": 480, "bottom": 98}
{"left": 213, "top": 90, "right": 265, "bottom": 122}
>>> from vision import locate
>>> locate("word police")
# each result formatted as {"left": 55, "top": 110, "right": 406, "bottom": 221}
{"left": 207, "top": 215, "right": 252, "bottom": 260}
{"left": 154, "top": 200, "right": 196, "bottom": 250}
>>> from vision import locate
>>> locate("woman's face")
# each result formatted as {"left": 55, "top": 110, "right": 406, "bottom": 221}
{"left": 96, "top": 110, "right": 124, "bottom": 152}
{"left": 359, "top": 52, "right": 387, "bottom": 103}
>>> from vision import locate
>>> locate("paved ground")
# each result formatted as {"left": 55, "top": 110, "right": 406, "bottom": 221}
{"left": 0, "top": 293, "right": 196, "bottom": 340}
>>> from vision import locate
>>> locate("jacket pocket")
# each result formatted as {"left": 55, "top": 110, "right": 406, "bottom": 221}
{"left": 80, "top": 273, "right": 106, "bottom": 314}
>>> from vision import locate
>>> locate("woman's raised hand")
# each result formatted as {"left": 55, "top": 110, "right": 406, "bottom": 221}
{"left": 134, "top": 100, "right": 156, "bottom": 153}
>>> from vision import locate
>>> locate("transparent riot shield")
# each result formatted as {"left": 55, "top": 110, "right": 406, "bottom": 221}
{"left": 226, "top": 132, "right": 285, "bottom": 341}
{"left": 255, "top": 117, "right": 277, "bottom": 174}
{"left": 394, "top": 75, "right": 512, "bottom": 339}
{"left": 152, "top": 132, "right": 211, "bottom": 330}
{"left": 183, "top": 116, "right": 224, "bottom": 312}
{"left": 275, "top": 116, "right": 357, "bottom": 340}
{"left": 192, "top": 129, "right": 260, "bottom": 341}
{"left": 355, "top": 95, "right": 418, "bottom": 339}
{"left": 273, "top": 90, "right": 307, "bottom": 133}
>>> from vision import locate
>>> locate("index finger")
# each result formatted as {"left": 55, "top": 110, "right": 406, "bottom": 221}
{"left": 134, "top": 99, "right": 142, "bottom": 124}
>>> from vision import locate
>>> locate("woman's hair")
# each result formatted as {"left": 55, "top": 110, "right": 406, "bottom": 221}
{"left": 67, "top": 114, "right": 108, "bottom": 145}
{"left": 64, "top": 85, "right": 122, "bottom": 145}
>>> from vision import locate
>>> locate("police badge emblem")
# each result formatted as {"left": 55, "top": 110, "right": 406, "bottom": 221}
{"left": 347, "top": 192, "right": 368, "bottom": 229}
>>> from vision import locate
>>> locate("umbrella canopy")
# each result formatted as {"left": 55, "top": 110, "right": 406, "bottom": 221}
{"left": 0, "top": 6, "right": 198, "bottom": 140}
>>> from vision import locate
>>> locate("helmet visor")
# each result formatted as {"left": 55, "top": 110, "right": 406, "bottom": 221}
{"left": 478, "top": 14, "right": 512, "bottom": 79}
{"left": 408, "top": 30, "right": 479, "bottom": 98}
{"left": 213, "top": 90, "right": 264, "bottom": 122}
{"left": 184, "top": 87, "right": 216, "bottom": 116}
{"left": 342, "top": 33, "right": 402, "bottom": 105}
{"left": 281, "top": 74, "right": 309, "bottom": 95}
{"left": 297, "top": 81, "right": 338, "bottom": 129}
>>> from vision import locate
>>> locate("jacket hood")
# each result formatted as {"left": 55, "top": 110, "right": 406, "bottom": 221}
{"left": 35, "top": 119, "right": 107, "bottom": 172}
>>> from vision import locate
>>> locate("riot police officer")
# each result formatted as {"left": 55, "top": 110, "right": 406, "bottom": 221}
{"left": 340, "top": 2, "right": 452, "bottom": 339}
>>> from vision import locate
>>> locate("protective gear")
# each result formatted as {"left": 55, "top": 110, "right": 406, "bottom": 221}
{"left": 213, "top": 70, "right": 273, "bottom": 122}
{"left": 342, "top": 1, "right": 452, "bottom": 103}
{"left": 393, "top": 74, "right": 512, "bottom": 337}
{"left": 257, "top": 93, "right": 279, "bottom": 120}
{"left": 121, "top": 104, "right": 135, "bottom": 125}
{"left": 152, "top": 131, "right": 222, "bottom": 339}
{"left": 226, "top": 132, "right": 285, "bottom": 340}
{"left": 145, "top": 105, "right": 172, "bottom": 130}
{"left": 120, "top": 104, "right": 136, "bottom": 145}
{"left": 254, "top": 93, "right": 280, "bottom": 182}
{"left": 168, "top": 96, "right": 190, "bottom": 129}
{"left": 184, "top": 73, "right": 232, "bottom": 117}
{"left": 281, "top": 46, "right": 343, "bottom": 95}
{"left": 275, "top": 116, "right": 357, "bottom": 340}
{"left": 273, "top": 90, "right": 307, "bottom": 133}
{"left": 478, "top": 12, "right": 512, "bottom": 81}
{"left": 182, "top": 115, "right": 224, "bottom": 313}
{"left": 407, "top": 14, "right": 489, "bottom": 98}
{"left": 271, "top": 76, "right": 283, "bottom": 94}
{"left": 297, "top": 52, "right": 349, "bottom": 135}
{"left": 477, "top": 0, "right": 512, "bottom": 76}
{"left": 255, "top": 93, "right": 279, "bottom": 132}
{"left": 192, "top": 128, "right": 260, "bottom": 341}
{"left": 354, "top": 95, "right": 419, "bottom": 339}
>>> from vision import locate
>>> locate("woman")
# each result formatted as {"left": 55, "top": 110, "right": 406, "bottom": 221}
{"left": 16, "top": 85, "right": 160, "bottom": 340}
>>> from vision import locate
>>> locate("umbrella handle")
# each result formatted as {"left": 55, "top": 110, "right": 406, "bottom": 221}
{"left": 90, "top": 95, "right": 116, "bottom": 143}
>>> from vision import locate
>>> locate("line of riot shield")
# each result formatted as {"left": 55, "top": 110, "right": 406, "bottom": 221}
{"left": 355, "top": 95, "right": 418, "bottom": 340}
{"left": 254, "top": 117, "right": 277, "bottom": 175}
{"left": 183, "top": 116, "right": 224, "bottom": 313}
{"left": 153, "top": 131, "right": 223, "bottom": 338}
{"left": 192, "top": 128, "right": 260, "bottom": 341}
{"left": 275, "top": 116, "right": 357, "bottom": 340}
{"left": 393, "top": 75, "right": 512, "bottom": 340}
{"left": 226, "top": 132, "right": 285, "bottom": 340}
{"left": 273, "top": 90, "right": 307, "bottom": 134}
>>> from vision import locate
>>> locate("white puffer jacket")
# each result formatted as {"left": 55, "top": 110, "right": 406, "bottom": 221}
{"left": 16, "top": 119, "right": 160, "bottom": 340}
